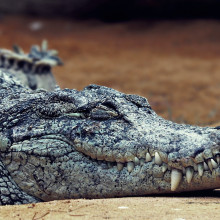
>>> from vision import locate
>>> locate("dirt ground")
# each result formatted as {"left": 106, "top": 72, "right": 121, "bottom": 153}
{"left": 0, "top": 191, "right": 220, "bottom": 220}
{"left": 0, "top": 16, "right": 220, "bottom": 219}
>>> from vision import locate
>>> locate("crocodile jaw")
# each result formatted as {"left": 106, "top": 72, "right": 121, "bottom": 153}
{"left": 1, "top": 81, "right": 220, "bottom": 201}
{"left": 3, "top": 125, "right": 220, "bottom": 201}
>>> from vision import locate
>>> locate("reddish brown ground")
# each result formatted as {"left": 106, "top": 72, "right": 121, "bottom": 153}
{"left": 0, "top": 16, "right": 219, "bottom": 219}
{"left": 1, "top": 16, "right": 220, "bottom": 125}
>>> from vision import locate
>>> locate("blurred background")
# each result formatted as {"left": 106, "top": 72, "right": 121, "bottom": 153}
{"left": 0, "top": 0, "right": 220, "bottom": 126}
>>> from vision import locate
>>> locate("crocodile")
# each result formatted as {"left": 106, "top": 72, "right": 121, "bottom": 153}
{"left": 0, "top": 42, "right": 219, "bottom": 205}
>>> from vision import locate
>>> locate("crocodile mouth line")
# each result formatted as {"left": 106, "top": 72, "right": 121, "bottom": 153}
{"left": 33, "top": 135, "right": 220, "bottom": 192}
{"left": 83, "top": 146, "right": 220, "bottom": 192}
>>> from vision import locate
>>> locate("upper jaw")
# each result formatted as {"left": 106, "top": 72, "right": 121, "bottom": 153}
{"left": 72, "top": 121, "right": 220, "bottom": 193}
{"left": 7, "top": 119, "right": 220, "bottom": 195}
{"left": 72, "top": 111, "right": 220, "bottom": 168}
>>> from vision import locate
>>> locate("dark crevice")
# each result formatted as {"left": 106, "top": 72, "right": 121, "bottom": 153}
{"left": 17, "top": 61, "right": 25, "bottom": 69}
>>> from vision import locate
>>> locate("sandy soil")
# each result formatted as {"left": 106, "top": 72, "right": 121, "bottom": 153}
{"left": 0, "top": 191, "right": 220, "bottom": 220}
{"left": 0, "top": 16, "right": 219, "bottom": 219}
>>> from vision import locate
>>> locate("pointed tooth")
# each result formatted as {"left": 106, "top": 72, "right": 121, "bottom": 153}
{"left": 155, "top": 152, "right": 162, "bottom": 165}
{"left": 117, "top": 162, "right": 124, "bottom": 171}
{"left": 203, "top": 162, "right": 209, "bottom": 171}
{"left": 186, "top": 167, "right": 194, "bottom": 183}
{"left": 198, "top": 163, "right": 204, "bottom": 176}
{"left": 127, "top": 162, "right": 134, "bottom": 172}
{"left": 217, "top": 155, "right": 220, "bottom": 164}
{"left": 211, "top": 159, "right": 218, "bottom": 169}
{"left": 162, "top": 163, "right": 168, "bottom": 173}
{"left": 134, "top": 157, "right": 140, "bottom": 165}
{"left": 171, "top": 169, "right": 182, "bottom": 191}
{"left": 145, "top": 153, "right": 152, "bottom": 162}
{"left": 208, "top": 159, "right": 213, "bottom": 171}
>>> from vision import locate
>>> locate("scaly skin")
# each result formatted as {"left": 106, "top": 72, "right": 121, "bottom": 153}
{"left": 0, "top": 43, "right": 219, "bottom": 205}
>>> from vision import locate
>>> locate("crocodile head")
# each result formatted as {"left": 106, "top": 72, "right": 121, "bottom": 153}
{"left": 0, "top": 82, "right": 220, "bottom": 201}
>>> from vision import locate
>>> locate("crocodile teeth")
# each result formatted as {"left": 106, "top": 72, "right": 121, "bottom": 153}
{"left": 186, "top": 167, "right": 194, "bottom": 183}
{"left": 127, "top": 162, "right": 134, "bottom": 172}
{"left": 145, "top": 153, "right": 152, "bottom": 162}
{"left": 171, "top": 169, "right": 182, "bottom": 191}
{"left": 162, "top": 163, "right": 168, "bottom": 173}
{"left": 198, "top": 163, "right": 204, "bottom": 176}
{"left": 155, "top": 152, "right": 162, "bottom": 165}
{"left": 134, "top": 157, "right": 140, "bottom": 165}
{"left": 117, "top": 162, "right": 124, "bottom": 171}
{"left": 217, "top": 155, "right": 220, "bottom": 164}
{"left": 211, "top": 159, "right": 218, "bottom": 169}
{"left": 208, "top": 159, "right": 213, "bottom": 171}
{"left": 203, "top": 162, "right": 209, "bottom": 171}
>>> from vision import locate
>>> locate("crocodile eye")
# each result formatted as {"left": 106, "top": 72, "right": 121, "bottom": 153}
{"left": 36, "top": 103, "right": 62, "bottom": 118}
{"left": 90, "top": 105, "right": 118, "bottom": 120}
{"left": 37, "top": 106, "right": 62, "bottom": 118}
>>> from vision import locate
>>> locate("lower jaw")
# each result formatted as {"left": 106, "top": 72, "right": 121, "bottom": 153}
{"left": 100, "top": 167, "right": 220, "bottom": 198}
{"left": 38, "top": 136, "right": 220, "bottom": 194}
{"left": 88, "top": 154, "right": 220, "bottom": 193}
{"left": 72, "top": 159, "right": 219, "bottom": 201}
{"left": 71, "top": 167, "right": 220, "bottom": 200}
{"left": 150, "top": 167, "right": 220, "bottom": 194}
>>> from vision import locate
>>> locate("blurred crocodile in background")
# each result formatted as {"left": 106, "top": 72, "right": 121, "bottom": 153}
{"left": 0, "top": 42, "right": 219, "bottom": 205}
